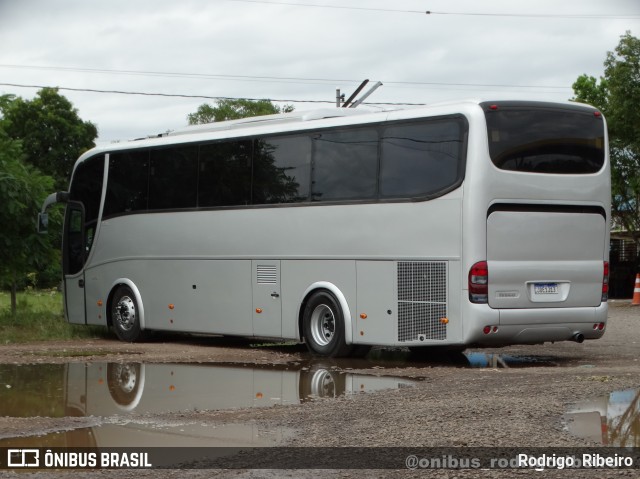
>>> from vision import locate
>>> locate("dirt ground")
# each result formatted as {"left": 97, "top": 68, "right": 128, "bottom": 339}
{"left": 0, "top": 302, "right": 639, "bottom": 478}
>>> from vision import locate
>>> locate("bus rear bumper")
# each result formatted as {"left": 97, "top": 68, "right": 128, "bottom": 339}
{"left": 464, "top": 302, "right": 608, "bottom": 346}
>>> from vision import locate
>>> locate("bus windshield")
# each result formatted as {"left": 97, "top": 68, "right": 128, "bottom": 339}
{"left": 483, "top": 102, "right": 605, "bottom": 174}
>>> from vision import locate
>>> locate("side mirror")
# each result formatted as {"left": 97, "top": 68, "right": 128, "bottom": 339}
{"left": 37, "top": 213, "right": 49, "bottom": 234}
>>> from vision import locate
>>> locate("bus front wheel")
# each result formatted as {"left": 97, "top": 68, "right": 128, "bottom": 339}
{"left": 302, "top": 290, "right": 352, "bottom": 357}
{"left": 111, "top": 286, "right": 144, "bottom": 342}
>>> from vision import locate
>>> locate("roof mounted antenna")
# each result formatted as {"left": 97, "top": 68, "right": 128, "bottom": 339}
{"left": 342, "top": 79, "right": 369, "bottom": 108}
{"left": 349, "top": 81, "right": 383, "bottom": 108}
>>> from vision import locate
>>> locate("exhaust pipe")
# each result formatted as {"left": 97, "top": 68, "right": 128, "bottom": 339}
{"left": 572, "top": 333, "right": 585, "bottom": 343}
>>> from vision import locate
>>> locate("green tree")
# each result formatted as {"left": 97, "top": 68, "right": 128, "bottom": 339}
{"left": 187, "top": 98, "right": 294, "bottom": 124}
{"left": 573, "top": 31, "right": 640, "bottom": 247}
{"left": 0, "top": 128, "right": 57, "bottom": 315}
{"left": 572, "top": 74, "right": 609, "bottom": 112}
{"left": 2, "top": 88, "right": 97, "bottom": 189}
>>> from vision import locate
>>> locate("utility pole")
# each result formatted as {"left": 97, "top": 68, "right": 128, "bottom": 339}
{"left": 336, "top": 88, "right": 345, "bottom": 108}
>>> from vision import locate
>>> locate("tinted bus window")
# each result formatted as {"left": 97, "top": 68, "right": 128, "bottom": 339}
{"left": 253, "top": 136, "right": 311, "bottom": 204}
{"left": 485, "top": 105, "right": 605, "bottom": 174}
{"left": 69, "top": 155, "right": 104, "bottom": 225}
{"left": 67, "top": 155, "right": 105, "bottom": 272}
{"left": 149, "top": 146, "right": 198, "bottom": 210}
{"left": 311, "top": 128, "right": 378, "bottom": 201}
{"left": 104, "top": 151, "right": 149, "bottom": 217}
{"left": 380, "top": 119, "right": 464, "bottom": 198}
{"left": 199, "top": 140, "right": 252, "bottom": 207}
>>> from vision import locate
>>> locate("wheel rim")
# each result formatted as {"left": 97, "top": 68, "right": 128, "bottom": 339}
{"left": 114, "top": 295, "right": 136, "bottom": 331}
{"left": 112, "top": 363, "right": 138, "bottom": 393}
{"left": 309, "top": 303, "right": 335, "bottom": 347}
{"left": 309, "top": 369, "right": 337, "bottom": 398}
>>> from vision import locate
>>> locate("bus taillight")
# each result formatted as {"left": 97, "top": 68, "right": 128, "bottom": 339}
{"left": 469, "top": 261, "right": 489, "bottom": 304}
{"left": 602, "top": 261, "right": 609, "bottom": 302}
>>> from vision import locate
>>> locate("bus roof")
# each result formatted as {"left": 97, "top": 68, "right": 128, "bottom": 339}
{"left": 77, "top": 99, "right": 598, "bottom": 165}
{"left": 167, "top": 108, "right": 368, "bottom": 137}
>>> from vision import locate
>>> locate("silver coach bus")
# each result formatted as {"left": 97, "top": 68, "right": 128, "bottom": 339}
{"left": 39, "top": 100, "right": 611, "bottom": 357}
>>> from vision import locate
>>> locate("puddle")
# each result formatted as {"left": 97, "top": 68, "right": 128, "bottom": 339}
{"left": 465, "top": 353, "right": 559, "bottom": 368}
{"left": 0, "top": 362, "right": 416, "bottom": 418}
{"left": 0, "top": 422, "right": 289, "bottom": 466}
{"left": 0, "top": 422, "right": 287, "bottom": 450}
{"left": 564, "top": 388, "right": 640, "bottom": 447}
{"left": 0, "top": 361, "right": 414, "bottom": 448}
{"left": 0, "top": 351, "right": 561, "bottom": 449}
{"left": 0, "top": 353, "right": 556, "bottom": 420}
{"left": 366, "top": 349, "right": 560, "bottom": 368}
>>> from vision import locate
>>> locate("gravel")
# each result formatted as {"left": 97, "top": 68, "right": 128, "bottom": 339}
{"left": 0, "top": 302, "right": 638, "bottom": 478}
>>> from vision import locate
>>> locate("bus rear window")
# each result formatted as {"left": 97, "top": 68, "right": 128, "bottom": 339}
{"left": 484, "top": 103, "right": 605, "bottom": 174}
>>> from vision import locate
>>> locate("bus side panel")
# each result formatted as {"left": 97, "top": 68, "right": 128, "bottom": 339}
{"left": 445, "top": 260, "right": 463, "bottom": 345}
{"left": 356, "top": 261, "right": 396, "bottom": 345}
{"left": 355, "top": 260, "right": 463, "bottom": 347}
{"left": 86, "top": 259, "right": 254, "bottom": 335}
{"left": 84, "top": 265, "right": 107, "bottom": 326}
{"left": 281, "top": 260, "right": 357, "bottom": 341}
{"left": 146, "top": 259, "right": 253, "bottom": 335}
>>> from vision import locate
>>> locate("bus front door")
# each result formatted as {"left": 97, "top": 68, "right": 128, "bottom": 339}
{"left": 62, "top": 203, "right": 87, "bottom": 325}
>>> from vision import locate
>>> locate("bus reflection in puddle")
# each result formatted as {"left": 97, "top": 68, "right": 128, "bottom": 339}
{"left": 0, "top": 353, "right": 562, "bottom": 449}
{"left": 0, "top": 362, "right": 416, "bottom": 448}
{"left": 464, "top": 352, "right": 559, "bottom": 368}
{"left": 93, "top": 362, "right": 417, "bottom": 413}
{"left": 564, "top": 388, "right": 640, "bottom": 447}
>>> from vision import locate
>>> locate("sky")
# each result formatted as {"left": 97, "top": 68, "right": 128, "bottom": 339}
{"left": 0, "top": 0, "right": 638, "bottom": 146}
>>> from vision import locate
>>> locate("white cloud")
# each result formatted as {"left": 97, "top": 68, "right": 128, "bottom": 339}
{"left": 0, "top": 0, "right": 637, "bottom": 144}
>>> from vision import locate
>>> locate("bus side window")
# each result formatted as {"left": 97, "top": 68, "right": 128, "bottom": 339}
{"left": 311, "top": 128, "right": 378, "bottom": 201}
{"left": 380, "top": 119, "right": 464, "bottom": 198}
{"left": 199, "top": 140, "right": 252, "bottom": 207}
{"left": 253, "top": 136, "right": 311, "bottom": 204}
{"left": 149, "top": 146, "right": 198, "bottom": 210}
{"left": 104, "top": 151, "right": 149, "bottom": 217}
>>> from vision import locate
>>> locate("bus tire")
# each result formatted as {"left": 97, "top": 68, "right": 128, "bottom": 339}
{"left": 111, "top": 285, "right": 144, "bottom": 342}
{"left": 302, "top": 290, "right": 352, "bottom": 357}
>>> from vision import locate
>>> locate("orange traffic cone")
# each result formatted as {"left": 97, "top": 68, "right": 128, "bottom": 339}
{"left": 632, "top": 274, "right": 640, "bottom": 306}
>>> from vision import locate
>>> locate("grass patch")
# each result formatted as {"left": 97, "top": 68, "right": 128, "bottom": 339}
{"left": 0, "top": 289, "right": 110, "bottom": 343}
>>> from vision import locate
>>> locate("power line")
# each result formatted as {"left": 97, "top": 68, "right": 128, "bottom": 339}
{"left": 427, "top": 11, "right": 640, "bottom": 19}
{"left": 226, "top": 0, "right": 640, "bottom": 19}
{"left": 0, "top": 64, "right": 358, "bottom": 86}
{"left": 0, "top": 81, "right": 428, "bottom": 106}
{"left": 0, "top": 64, "right": 572, "bottom": 91}
{"left": 0, "top": 82, "right": 326, "bottom": 103}
{"left": 227, "top": 0, "right": 424, "bottom": 14}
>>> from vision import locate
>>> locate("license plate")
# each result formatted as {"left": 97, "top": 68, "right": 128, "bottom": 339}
{"left": 534, "top": 283, "right": 558, "bottom": 295}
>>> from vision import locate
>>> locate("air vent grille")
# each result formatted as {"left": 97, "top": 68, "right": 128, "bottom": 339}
{"left": 257, "top": 265, "right": 277, "bottom": 284}
{"left": 397, "top": 261, "right": 448, "bottom": 342}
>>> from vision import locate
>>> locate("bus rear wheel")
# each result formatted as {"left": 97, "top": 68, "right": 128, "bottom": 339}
{"left": 111, "top": 286, "right": 144, "bottom": 342}
{"left": 302, "top": 290, "right": 352, "bottom": 357}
